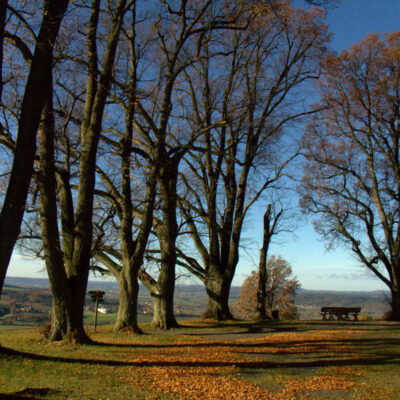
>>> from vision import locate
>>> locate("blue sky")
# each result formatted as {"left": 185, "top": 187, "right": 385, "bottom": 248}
{"left": 6, "top": 0, "right": 400, "bottom": 291}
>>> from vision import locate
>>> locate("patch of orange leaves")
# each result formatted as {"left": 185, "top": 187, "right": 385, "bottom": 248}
{"left": 120, "top": 330, "right": 361, "bottom": 399}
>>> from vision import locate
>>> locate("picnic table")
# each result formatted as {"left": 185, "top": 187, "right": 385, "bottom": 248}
{"left": 321, "top": 307, "right": 361, "bottom": 321}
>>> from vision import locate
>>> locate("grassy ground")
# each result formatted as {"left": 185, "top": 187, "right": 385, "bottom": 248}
{"left": 0, "top": 320, "right": 399, "bottom": 399}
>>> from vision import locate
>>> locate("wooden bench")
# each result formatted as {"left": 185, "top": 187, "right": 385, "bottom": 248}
{"left": 321, "top": 307, "right": 361, "bottom": 321}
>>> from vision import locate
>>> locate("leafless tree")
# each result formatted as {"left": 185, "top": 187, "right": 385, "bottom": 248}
{"left": 300, "top": 32, "right": 400, "bottom": 320}
{"left": 34, "top": 0, "right": 130, "bottom": 342}
{"left": 177, "top": 2, "right": 328, "bottom": 320}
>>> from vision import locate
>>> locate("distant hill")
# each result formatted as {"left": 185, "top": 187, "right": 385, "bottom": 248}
{"left": 4, "top": 277, "right": 119, "bottom": 291}
{"left": 3, "top": 276, "right": 390, "bottom": 319}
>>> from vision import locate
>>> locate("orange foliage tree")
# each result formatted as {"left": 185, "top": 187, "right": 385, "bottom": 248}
{"left": 300, "top": 32, "right": 400, "bottom": 320}
{"left": 236, "top": 255, "right": 299, "bottom": 320}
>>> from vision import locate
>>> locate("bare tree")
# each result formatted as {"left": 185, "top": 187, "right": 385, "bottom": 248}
{"left": 178, "top": 2, "right": 328, "bottom": 320}
{"left": 300, "top": 32, "right": 400, "bottom": 320}
{"left": 91, "top": 4, "right": 160, "bottom": 330}
{"left": 92, "top": 0, "right": 258, "bottom": 330}
{"left": 33, "top": 0, "right": 130, "bottom": 342}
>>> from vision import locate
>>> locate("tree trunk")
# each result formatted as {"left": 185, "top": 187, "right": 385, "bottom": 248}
{"left": 64, "top": 280, "right": 91, "bottom": 343}
{"left": 62, "top": 0, "right": 127, "bottom": 344}
{"left": 47, "top": 296, "right": 70, "bottom": 342}
{"left": 256, "top": 205, "right": 273, "bottom": 321}
{"left": 390, "top": 287, "right": 400, "bottom": 321}
{"left": 151, "top": 265, "right": 178, "bottom": 330}
{"left": 203, "top": 268, "right": 233, "bottom": 320}
{"left": 151, "top": 157, "right": 180, "bottom": 329}
{"left": 37, "top": 77, "right": 76, "bottom": 342}
{"left": 256, "top": 269, "right": 268, "bottom": 320}
{"left": 115, "top": 269, "right": 142, "bottom": 333}
{"left": 0, "top": 0, "right": 69, "bottom": 298}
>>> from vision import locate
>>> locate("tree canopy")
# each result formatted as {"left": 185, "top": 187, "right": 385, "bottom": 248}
{"left": 236, "top": 255, "right": 299, "bottom": 320}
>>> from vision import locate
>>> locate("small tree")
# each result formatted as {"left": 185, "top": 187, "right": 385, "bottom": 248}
{"left": 236, "top": 255, "right": 299, "bottom": 320}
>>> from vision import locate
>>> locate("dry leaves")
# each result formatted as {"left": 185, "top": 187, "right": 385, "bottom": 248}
{"left": 118, "top": 329, "right": 362, "bottom": 399}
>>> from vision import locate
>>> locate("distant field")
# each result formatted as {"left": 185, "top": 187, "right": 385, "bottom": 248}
{"left": 0, "top": 312, "right": 196, "bottom": 332}
{"left": 1, "top": 320, "right": 399, "bottom": 399}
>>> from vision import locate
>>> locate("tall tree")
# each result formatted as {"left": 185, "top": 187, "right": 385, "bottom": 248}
{"left": 18, "top": 0, "right": 131, "bottom": 341}
{"left": 143, "top": 0, "right": 249, "bottom": 330}
{"left": 0, "top": 0, "right": 70, "bottom": 299}
{"left": 92, "top": 0, "right": 249, "bottom": 330}
{"left": 178, "top": 2, "right": 328, "bottom": 320}
{"left": 92, "top": 5, "right": 160, "bottom": 330}
{"left": 300, "top": 32, "right": 400, "bottom": 320}
{"left": 37, "top": 70, "right": 72, "bottom": 341}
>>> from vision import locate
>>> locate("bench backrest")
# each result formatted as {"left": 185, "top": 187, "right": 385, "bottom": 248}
{"left": 321, "top": 307, "right": 361, "bottom": 313}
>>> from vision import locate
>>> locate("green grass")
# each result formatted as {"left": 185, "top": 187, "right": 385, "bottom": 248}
{"left": 0, "top": 311, "right": 155, "bottom": 332}
{"left": 1, "top": 320, "right": 400, "bottom": 399}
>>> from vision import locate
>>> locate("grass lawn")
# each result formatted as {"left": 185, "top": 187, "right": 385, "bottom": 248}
{"left": 0, "top": 320, "right": 399, "bottom": 399}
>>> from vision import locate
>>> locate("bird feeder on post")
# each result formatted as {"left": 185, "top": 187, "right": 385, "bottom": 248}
{"left": 88, "top": 290, "right": 105, "bottom": 332}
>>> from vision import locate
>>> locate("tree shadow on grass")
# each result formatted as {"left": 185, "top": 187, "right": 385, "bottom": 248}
{"left": 1, "top": 340, "right": 400, "bottom": 370}
{"left": 161, "top": 320, "right": 400, "bottom": 337}
{"left": 0, "top": 388, "right": 61, "bottom": 400}
{"left": 90, "top": 336, "right": 400, "bottom": 351}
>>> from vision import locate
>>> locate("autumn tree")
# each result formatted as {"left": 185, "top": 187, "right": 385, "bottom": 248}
{"left": 177, "top": 2, "right": 328, "bottom": 320}
{"left": 300, "top": 32, "right": 400, "bottom": 320}
{"left": 0, "top": 0, "right": 70, "bottom": 299}
{"left": 236, "top": 255, "right": 299, "bottom": 320}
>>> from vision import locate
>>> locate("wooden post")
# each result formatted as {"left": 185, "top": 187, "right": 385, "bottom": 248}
{"left": 94, "top": 296, "right": 99, "bottom": 332}
{"left": 88, "top": 291, "right": 105, "bottom": 333}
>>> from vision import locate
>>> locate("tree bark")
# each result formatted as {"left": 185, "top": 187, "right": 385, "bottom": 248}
{"left": 114, "top": 167, "right": 158, "bottom": 332}
{"left": 0, "top": 0, "right": 69, "bottom": 299}
{"left": 203, "top": 269, "right": 233, "bottom": 320}
{"left": 151, "top": 265, "right": 178, "bottom": 330}
{"left": 61, "top": 0, "right": 127, "bottom": 343}
{"left": 115, "top": 269, "right": 141, "bottom": 333}
{"left": 150, "top": 156, "right": 180, "bottom": 329}
{"left": 37, "top": 75, "right": 75, "bottom": 342}
{"left": 389, "top": 286, "right": 400, "bottom": 321}
{"left": 256, "top": 205, "right": 272, "bottom": 321}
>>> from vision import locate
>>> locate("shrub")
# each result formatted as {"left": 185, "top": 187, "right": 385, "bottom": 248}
{"left": 358, "top": 313, "right": 372, "bottom": 321}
